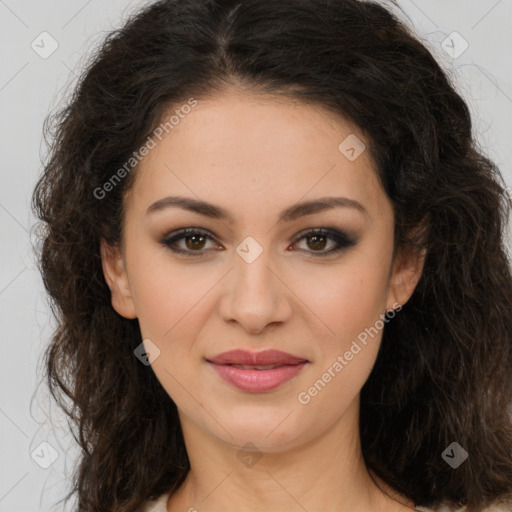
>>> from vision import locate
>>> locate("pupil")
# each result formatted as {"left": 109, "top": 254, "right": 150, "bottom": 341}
{"left": 186, "top": 235, "right": 205, "bottom": 250}
{"left": 308, "top": 235, "right": 326, "bottom": 250}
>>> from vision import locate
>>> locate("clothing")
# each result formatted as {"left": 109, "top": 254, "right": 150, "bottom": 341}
{"left": 141, "top": 493, "right": 512, "bottom": 511}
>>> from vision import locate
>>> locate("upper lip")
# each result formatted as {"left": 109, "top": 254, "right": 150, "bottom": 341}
{"left": 207, "top": 349, "right": 307, "bottom": 366}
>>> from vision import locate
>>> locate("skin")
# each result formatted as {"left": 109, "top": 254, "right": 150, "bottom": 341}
{"left": 101, "top": 86, "right": 425, "bottom": 512}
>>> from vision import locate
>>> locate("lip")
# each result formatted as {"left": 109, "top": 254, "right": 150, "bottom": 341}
{"left": 206, "top": 349, "right": 308, "bottom": 392}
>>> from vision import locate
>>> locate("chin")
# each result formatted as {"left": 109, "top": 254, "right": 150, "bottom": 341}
{"left": 208, "top": 407, "right": 310, "bottom": 453}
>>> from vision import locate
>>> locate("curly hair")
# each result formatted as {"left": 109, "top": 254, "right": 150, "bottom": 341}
{"left": 31, "top": 0, "right": 512, "bottom": 511}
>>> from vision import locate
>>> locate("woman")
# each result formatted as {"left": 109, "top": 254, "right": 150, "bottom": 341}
{"left": 32, "top": 0, "right": 512, "bottom": 511}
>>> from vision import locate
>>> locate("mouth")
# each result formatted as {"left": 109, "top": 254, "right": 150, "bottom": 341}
{"left": 206, "top": 349, "right": 309, "bottom": 392}
{"left": 225, "top": 363, "right": 292, "bottom": 370}
{"left": 207, "top": 349, "right": 308, "bottom": 366}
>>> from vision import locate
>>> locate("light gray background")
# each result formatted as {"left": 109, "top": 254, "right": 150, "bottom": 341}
{"left": 1, "top": 1, "right": 511, "bottom": 510}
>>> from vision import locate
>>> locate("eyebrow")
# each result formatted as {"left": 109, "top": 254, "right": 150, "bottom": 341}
{"left": 146, "top": 195, "right": 368, "bottom": 222}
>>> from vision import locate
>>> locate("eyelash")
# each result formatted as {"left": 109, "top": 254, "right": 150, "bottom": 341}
{"left": 160, "top": 227, "right": 357, "bottom": 257}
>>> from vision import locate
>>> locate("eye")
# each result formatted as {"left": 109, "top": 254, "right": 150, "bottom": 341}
{"left": 161, "top": 228, "right": 221, "bottom": 256}
{"left": 290, "top": 228, "right": 356, "bottom": 256}
{"left": 161, "top": 227, "right": 357, "bottom": 257}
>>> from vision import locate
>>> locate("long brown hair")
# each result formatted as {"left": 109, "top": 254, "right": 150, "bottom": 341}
{"left": 31, "top": 1, "right": 512, "bottom": 511}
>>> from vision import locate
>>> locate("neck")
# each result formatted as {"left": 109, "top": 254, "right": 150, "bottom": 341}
{"left": 166, "top": 398, "right": 415, "bottom": 512}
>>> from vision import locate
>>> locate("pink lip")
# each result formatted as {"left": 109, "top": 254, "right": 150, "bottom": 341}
{"left": 206, "top": 349, "right": 308, "bottom": 392}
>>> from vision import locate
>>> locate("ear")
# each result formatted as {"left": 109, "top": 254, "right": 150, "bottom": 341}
{"left": 386, "top": 246, "right": 426, "bottom": 311}
{"left": 100, "top": 238, "right": 137, "bottom": 319}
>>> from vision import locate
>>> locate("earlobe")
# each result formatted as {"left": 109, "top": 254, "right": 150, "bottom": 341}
{"left": 386, "top": 247, "right": 427, "bottom": 311}
{"left": 100, "top": 238, "right": 137, "bottom": 319}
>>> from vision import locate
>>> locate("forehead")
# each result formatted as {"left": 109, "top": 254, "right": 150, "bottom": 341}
{"left": 125, "top": 89, "right": 390, "bottom": 222}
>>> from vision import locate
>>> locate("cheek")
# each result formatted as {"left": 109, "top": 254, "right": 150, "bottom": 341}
{"left": 294, "top": 265, "right": 390, "bottom": 418}
{"left": 291, "top": 255, "right": 391, "bottom": 347}
{"left": 128, "top": 242, "right": 217, "bottom": 340}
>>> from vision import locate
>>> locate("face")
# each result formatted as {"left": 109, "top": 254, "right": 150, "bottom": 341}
{"left": 101, "top": 87, "right": 424, "bottom": 453}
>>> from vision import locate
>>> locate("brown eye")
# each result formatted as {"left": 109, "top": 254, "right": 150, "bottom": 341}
{"left": 161, "top": 228, "right": 220, "bottom": 256}
{"left": 292, "top": 228, "right": 356, "bottom": 256}
{"left": 184, "top": 234, "right": 207, "bottom": 250}
{"left": 304, "top": 233, "right": 330, "bottom": 251}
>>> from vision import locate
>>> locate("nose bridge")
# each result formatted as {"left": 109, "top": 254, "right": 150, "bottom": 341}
{"left": 219, "top": 234, "right": 291, "bottom": 333}
{"left": 235, "top": 237, "right": 274, "bottom": 292}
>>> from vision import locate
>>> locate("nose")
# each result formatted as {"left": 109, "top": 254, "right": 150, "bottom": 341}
{"left": 218, "top": 240, "right": 293, "bottom": 335}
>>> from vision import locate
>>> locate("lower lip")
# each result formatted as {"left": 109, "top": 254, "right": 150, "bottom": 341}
{"left": 208, "top": 362, "right": 307, "bottom": 392}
